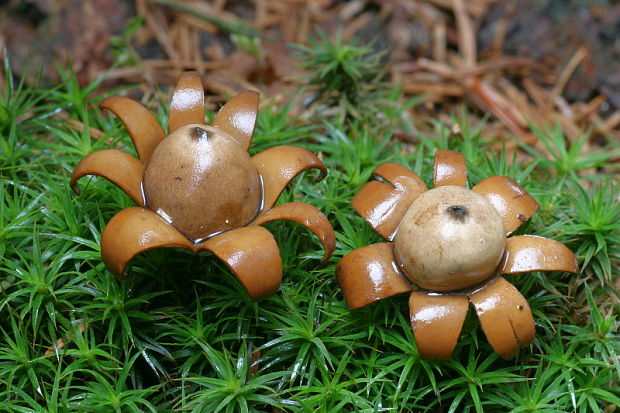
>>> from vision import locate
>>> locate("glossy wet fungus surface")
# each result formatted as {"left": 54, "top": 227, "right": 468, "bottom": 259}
{"left": 71, "top": 72, "right": 579, "bottom": 362}
{"left": 71, "top": 71, "right": 336, "bottom": 299}
{"left": 336, "top": 150, "right": 579, "bottom": 360}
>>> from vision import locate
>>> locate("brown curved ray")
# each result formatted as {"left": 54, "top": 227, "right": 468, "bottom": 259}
{"left": 352, "top": 163, "right": 427, "bottom": 241}
{"left": 198, "top": 226, "right": 282, "bottom": 300}
{"left": 500, "top": 235, "right": 579, "bottom": 274}
{"left": 468, "top": 276, "right": 535, "bottom": 360}
{"left": 409, "top": 291, "right": 469, "bottom": 361}
{"left": 212, "top": 91, "right": 259, "bottom": 151}
{"left": 434, "top": 150, "right": 467, "bottom": 187}
{"left": 336, "top": 243, "right": 412, "bottom": 310}
{"left": 71, "top": 149, "right": 145, "bottom": 206}
{"left": 168, "top": 72, "right": 205, "bottom": 133}
{"left": 473, "top": 176, "right": 539, "bottom": 235}
{"left": 252, "top": 145, "right": 326, "bottom": 210}
{"left": 101, "top": 207, "right": 193, "bottom": 276}
{"left": 252, "top": 201, "right": 336, "bottom": 261}
{"left": 100, "top": 96, "right": 166, "bottom": 163}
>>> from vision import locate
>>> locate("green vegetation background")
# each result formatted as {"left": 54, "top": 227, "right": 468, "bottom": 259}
{"left": 0, "top": 32, "right": 619, "bottom": 412}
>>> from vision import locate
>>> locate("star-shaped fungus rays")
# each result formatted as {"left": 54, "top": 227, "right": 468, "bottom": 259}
{"left": 336, "top": 150, "right": 578, "bottom": 360}
{"left": 71, "top": 72, "right": 335, "bottom": 300}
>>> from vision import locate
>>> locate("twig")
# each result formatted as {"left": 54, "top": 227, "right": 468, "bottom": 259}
{"left": 549, "top": 47, "right": 587, "bottom": 106}
{"left": 452, "top": 0, "right": 476, "bottom": 68}
{"left": 403, "top": 81, "right": 464, "bottom": 98}
{"left": 470, "top": 78, "right": 533, "bottom": 143}
{"left": 573, "top": 95, "right": 606, "bottom": 122}
{"left": 67, "top": 119, "right": 105, "bottom": 140}
{"left": 402, "top": 56, "right": 552, "bottom": 79}
{"left": 138, "top": 0, "right": 181, "bottom": 63}
{"left": 148, "top": 0, "right": 260, "bottom": 37}
{"left": 432, "top": 22, "right": 447, "bottom": 62}
{"left": 604, "top": 111, "right": 620, "bottom": 131}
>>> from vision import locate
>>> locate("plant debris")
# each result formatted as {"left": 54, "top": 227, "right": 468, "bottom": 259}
{"left": 1, "top": 0, "right": 618, "bottom": 152}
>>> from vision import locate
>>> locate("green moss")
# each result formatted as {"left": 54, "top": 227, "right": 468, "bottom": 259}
{"left": 0, "top": 39, "right": 618, "bottom": 412}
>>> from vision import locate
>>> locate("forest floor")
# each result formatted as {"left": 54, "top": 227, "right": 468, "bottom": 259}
{"left": 0, "top": 1, "right": 618, "bottom": 412}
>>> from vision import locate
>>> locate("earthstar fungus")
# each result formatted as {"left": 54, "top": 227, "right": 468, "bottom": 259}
{"left": 72, "top": 72, "right": 335, "bottom": 299}
{"left": 336, "top": 150, "right": 578, "bottom": 360}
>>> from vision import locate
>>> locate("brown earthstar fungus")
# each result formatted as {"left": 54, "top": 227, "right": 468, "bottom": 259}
{"left": 336, "top": 150, "right": 578, "bottom": 360}
{"left": 71, "top": 72, "right": 335, "bottom": 299}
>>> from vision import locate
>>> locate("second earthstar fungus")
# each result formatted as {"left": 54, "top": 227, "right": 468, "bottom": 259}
{"left": 336, "top": 150, "right": 578, "bottom": 360}
{"left": 71, "top": 72, "right": 335, "bottom": 299}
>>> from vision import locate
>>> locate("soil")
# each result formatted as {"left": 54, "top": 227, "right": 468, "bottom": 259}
{"left": 479, "top": 0, "right": 620, "bottom": 111}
